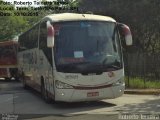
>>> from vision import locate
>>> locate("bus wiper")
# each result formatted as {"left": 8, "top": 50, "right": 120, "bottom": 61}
{"left": 58, "top": 62, "right": 91, "bottom": 73}
{"left": 60, "top": 61, "right": 90, "bottom": 68}
{"left": 67, "top": 61, "right": 91, "bottom": 66}
{"left": 102, "top": 58, "right": 121, "bottom": 70}
{"left": 104, "top": 64, "right": 121, "bottom": 70}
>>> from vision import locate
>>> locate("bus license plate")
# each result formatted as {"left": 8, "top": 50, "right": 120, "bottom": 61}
{"left": 87, "top": 92, "right": 99, "bottom": 97}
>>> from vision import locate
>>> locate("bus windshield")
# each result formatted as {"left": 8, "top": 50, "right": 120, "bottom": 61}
{"left": 54, "top": 21, "right": 122, "bottom": 73}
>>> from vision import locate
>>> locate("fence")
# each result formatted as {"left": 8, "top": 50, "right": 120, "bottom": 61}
{"left": 124, "top": 52, "right": 160, "bottom": 88}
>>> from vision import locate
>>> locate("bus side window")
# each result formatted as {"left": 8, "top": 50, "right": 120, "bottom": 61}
{"left": 19, "top": 25, "right": 38, "bottom": 51}
{"left": 28, "top": 26, "right": 38, "bottom": 49}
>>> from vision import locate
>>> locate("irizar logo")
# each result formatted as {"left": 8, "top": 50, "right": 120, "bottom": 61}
{"left": 65, "top": 75, "right": 78, "bottom": 79}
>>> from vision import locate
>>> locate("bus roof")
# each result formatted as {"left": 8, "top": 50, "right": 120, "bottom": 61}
{"left": 44, "top": 13, "right": 116, "bottom": 22}
{"left": 19, "top": 13, "right": 116, "bottom": 37}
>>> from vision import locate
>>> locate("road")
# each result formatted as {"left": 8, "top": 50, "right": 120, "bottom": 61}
{"left": 0, "top": 80, "right": 160, "bottom": 120}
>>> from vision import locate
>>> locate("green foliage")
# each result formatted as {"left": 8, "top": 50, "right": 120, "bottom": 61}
{"left": 79, "top": 0, "right": 160, "bottom": 54}
{"left": 125, "top": 77, "right": 160, "bottom": 89}
{"left": 0, "top": 0, "right": 27, "bottom": 41}
{"left": 0, "top": 0, "right": 80, "bottom": 42}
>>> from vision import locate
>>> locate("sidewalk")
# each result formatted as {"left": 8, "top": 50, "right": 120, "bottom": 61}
{"left": 124, "top": 89, "right": 160, "bottom": 95}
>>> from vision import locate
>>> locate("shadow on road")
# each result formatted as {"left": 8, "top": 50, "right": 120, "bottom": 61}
{"left": 26, "top": 88, "right": 117, "bottom": 115}
{"left": 54, "top": 101, "right": 116, "bottom": 109}
{"left": 114, "top": 95, "right": 160, "bottom": 114}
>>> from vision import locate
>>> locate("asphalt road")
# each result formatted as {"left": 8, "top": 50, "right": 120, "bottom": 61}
{"left": 0, "top": 80, "right": 160, "bottom": 120}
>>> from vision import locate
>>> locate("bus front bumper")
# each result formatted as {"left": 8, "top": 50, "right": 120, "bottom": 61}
{"left": 55, "top": 84, "right": 125, "bottom": 102}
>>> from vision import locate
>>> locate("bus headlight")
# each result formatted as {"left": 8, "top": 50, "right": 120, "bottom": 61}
{"left": 113, "top": 77, "right": 125, "bottom": 86}
{"left": 55, "top": 80, "right": 73, "bottom": 89}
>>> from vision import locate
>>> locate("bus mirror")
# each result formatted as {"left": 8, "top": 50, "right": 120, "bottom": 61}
{"left": 47, "top": 21, "right": 54, "bottom": 48}
{"left": 118, "top": 23, "right": 133, "bottom": 46}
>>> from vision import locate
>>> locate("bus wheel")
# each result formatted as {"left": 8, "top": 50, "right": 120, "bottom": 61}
{"left": 41, "top": 79, "right": 52, "bottom": 103}
{"left": 22, "top": 76, "right": 28, "bottom": 89}
{"left": 15, "top": 76, "right": 19, "bottom": 81}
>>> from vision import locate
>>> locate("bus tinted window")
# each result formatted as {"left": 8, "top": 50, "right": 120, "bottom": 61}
{"left": 54, "top": 21, "right": 122, "bottom": 73}
{"left": 19, "top": 25, "right": 38, "bottom": 51}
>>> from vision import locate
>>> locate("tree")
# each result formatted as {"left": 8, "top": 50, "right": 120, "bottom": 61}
{"left": 0, "top": 0, "right": 80, "bottom": 41}
{"left": 79, "top": 0, "right": 160, "bottom": 54}
{"left": 0, "top": 0, "right": 27, "bottom": 41}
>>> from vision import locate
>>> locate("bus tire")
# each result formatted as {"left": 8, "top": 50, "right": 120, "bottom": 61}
{"left": 22, "top": 74, "right": 28, "bottom": 89}
{"left": 23, "top": 80, "right": 27, "bottom": 89}
{"left": 15, "top": 76, "right": 19, "bottom": 81}
{"left": 41, "top": 78, "right": 52, "bottom": 103}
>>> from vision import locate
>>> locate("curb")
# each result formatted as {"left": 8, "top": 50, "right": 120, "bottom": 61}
{"left": 124, "top": 89, "right": 160, "bottom": 95}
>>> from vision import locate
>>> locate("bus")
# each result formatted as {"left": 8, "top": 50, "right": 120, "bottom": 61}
{"left": 18, "top": 13, "right": 132, "bottom": 102}
{"left": 0, "top": 40, "right": 18, "bottom": 80}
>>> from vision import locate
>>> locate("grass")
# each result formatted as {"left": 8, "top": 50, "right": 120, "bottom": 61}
{"left": 125, "top": 77, "right": 160, "bottom": 89}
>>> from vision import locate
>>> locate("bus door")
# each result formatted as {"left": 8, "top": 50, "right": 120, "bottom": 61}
{"left": 38, "top": 21, "right": 55, "bottom": 96}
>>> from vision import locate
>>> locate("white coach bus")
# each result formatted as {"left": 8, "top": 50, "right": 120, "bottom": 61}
{"left": 18, "top": 13, "right": 132, "bottom": 102}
